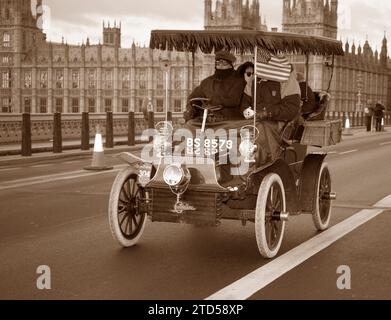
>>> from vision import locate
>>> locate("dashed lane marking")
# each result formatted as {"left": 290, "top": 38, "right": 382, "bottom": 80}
{"left": 0, "top": 167, "right": 21, "bottom": 173}
{"left": 380, "top": 141, "right": 391, "bottom": 146}
{"left": 0, "top": 165, "right": 127, "bottom": 190}
{"left": 339, "top": 149, "right": 358, "bottom": 155}
{"left": 30, "top": 164, "right": 53, "bottom": 168}
{"left": 206, "top": 195, "right": 391, "bottom": 300}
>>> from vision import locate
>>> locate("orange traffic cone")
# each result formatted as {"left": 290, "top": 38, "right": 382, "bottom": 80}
{"left": 84, "top": 126, "right": 113, "bottom": 171}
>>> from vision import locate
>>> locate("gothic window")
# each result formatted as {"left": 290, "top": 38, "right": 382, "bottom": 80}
{"left": 55, "top": 98, "right": 63, "bottom": 113}
{"left": 156, "top": 99, "right": 164, "bottom": 112}
{"left": 138, "top": 69, "right": 146, "bottom": 89}
{"left": 71, "top": 98, "right": 79, "bottom": 113}
{"left": 71, "top": 69, "right": 80, "bottom": 89}
{"left": 173, "top": 68, "right": 183, "bottom": 90}
{"left": 103, "top": 69, "right": 113, "bottom": 89}
{"left": 88, "top": 69, "right": 97, "bottom": 89}
{"left": 55, "top": 69, "right": 64, "bottom": 89}
{"left": 1, "top": 97, "right": 11, "bottom": 113}
{"left": 88, "top": 98, "right": 96, "bottom": 113}
{"left": 24, "top": 98, "right": 31, "bottom": 113}
{"left": 23, "top": 70, "right": 32, "bottom": 88}
{"left": 121, "top": 69, "right": 130, "bottom": 89}
{"left": 2, "top": 55, "right": 10, "bottom": 64}
{"left": 156, "top": 70, "right": 164, "bottom": 90}
{"left": 39, "top": 98, "right": 47, "bottom": 113}
{"left": 3, "top": 33, "right": 11, "bottom": 47}
{"left": 174, "top": 99, "right": 182, "bottom": 113}
{"left": 105, "top": 98, "right": 112, "bottom": 112}
{"left": 122, "top": 98, "right": 129, "bottom": 112}
{"left": 39, "top": 70, "right": 48, "bottom": 88}
{"left": 1, "top": 71, "right": 11, "bottom": 89}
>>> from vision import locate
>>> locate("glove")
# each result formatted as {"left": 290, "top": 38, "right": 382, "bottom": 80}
{"left": 243, "top": 107, "right": 255, "bottom": 120}
{"left": 258, "top": 109, "right": 269, "bottom": 120}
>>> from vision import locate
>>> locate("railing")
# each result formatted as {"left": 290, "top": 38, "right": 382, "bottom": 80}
{"left": 0, "top": 111, "right": 180, "bottom": 156}
{"left": 326, "top": 111, "right": 391, "bottom": 128}
{"left": 0, "top": 111, "right": 390, "bottom": 157}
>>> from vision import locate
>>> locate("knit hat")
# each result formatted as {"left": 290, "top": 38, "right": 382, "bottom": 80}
{"left": 215, "top": 50, "right": 236, "bottom": 64}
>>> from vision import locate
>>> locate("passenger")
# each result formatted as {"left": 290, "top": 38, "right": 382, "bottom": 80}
{"left": 237, "top": 61, "right": 255, "bottom": 118}
{"left": 184, "top": 50, "right": 246, "bottom": 124}
{"left": 240, "top": 59, "right": 301, "bottom": 164}
{"left": 296, "top": 72, "right": 317, "bottom": 117}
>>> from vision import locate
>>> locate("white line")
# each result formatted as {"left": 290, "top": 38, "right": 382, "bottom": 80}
{"left": 339, "top": 149, "right": 358, "bottom": 155}
{"left": 380, "top": 141, "right": 391, "bottom": 146}
{"left": 30, "top": 164, "right": 53, "bottom": 168}
{"left": 0, "top": 167, "right": 21, "bottom": 172}
{"left": 327, "top": 151, "right": 338, "bottom": 155}
{"left": 0, "top": 165, "right": 126, "bottom": 190}
{"left": 206, "top": 195, "right": 391, "bottom": 301}
{"left": 63, "top": 160, "right": 82, "bottom": 165}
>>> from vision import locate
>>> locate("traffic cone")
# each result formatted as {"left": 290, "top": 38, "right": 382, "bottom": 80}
{"left": 343, "top": 117, "right": 353, "bottom": 136}
{"left": 84, "top": 127, "right": 113, "bottom": 171}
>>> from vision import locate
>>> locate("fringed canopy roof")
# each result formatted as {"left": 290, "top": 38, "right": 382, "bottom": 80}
{"left": 150, "top": 30, "right": 344, "bottom": 56}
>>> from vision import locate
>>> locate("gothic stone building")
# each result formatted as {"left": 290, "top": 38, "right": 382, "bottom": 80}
{"left": 283, "top": 0, "right": 391, "bottom": 111}
{"left": 0, "top": 0, "right": 214, "bottom": 115}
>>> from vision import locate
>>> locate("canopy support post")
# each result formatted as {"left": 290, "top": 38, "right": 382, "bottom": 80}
{"left": 305, "top": 53, "right": 309, "bottom": 102}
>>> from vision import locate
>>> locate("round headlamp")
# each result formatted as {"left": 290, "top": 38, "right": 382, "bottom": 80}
{"left": 163, "top": 165, "right": 185, "bottom": 187}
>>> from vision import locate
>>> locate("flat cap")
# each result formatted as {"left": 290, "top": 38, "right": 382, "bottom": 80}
{"left": 215, "top": 50, "right": 236, "bottom": 64}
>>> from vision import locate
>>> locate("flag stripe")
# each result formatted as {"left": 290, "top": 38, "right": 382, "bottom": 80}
{"left": 256, "top": 63, "right": 292, "bottom": 74}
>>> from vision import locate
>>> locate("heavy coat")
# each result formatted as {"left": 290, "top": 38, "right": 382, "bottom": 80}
{"left": 184, "top": 69, "right": 246, "bottom": 122}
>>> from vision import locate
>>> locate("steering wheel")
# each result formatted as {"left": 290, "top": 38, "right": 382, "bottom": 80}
{"left": 189, "top": 98, "right": 223, "bottom": 112}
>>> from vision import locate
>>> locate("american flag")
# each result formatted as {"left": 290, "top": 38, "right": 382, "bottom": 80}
{"left": 255, "top": 47, "right": 292, "bottom": 82}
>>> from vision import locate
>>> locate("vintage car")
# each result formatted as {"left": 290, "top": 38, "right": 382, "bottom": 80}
{"left": 108, "top": 29, "right": 344, "bottom": 259}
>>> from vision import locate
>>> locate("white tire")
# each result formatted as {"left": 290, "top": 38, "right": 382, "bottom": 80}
{"left": 255, "top": 173, "right": 286, "bottom": 259}
{"left": 312, "top": 162, "right": 332, "bottom": 231}
{"left": 108, "top": 168, "right": 147, "bottom": 248}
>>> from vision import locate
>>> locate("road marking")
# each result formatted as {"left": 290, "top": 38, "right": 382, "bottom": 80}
{"left": 30, "top": 164, "right": 53, "bottom": 168}
{"left": 63, "top": 160, "right": 83, "bottom": 165}
{"left": 0, "top": 167, "right": 21, "bottom": 173}
{"left": 206, "top": 195, "right": 391, "bottom": 300}
{"left": 380, "top": 141, "right": 391, "bottom": 146}
{"left": 0, "top": 165, "right": 127, "bottom": 190}
{"left": 339, "top": 149, "right": 358, "bottom": 155}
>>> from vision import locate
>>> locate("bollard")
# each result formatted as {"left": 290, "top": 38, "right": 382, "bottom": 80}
{"left": 21, "top": 113, "right": 32, "bottom": 157}
{"left": 53, "top": 112, "right": 62, "bottom": 154}
{"left": 128, "top": 111, "right": 135, "bottom": 146}
{"left": 106, "top": 111, "right": 114, "bottom": 149}
{"left": 148, "top": 111, "right": 155, "bottom": 143}
{"left": 81, "top": 112, "right": 90, "bottom": 151}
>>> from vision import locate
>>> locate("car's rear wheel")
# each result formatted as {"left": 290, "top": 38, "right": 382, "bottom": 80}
{"left": 255, "top": 173, "right": 286, "bottom": 259}
{"left": 109, "top": 168, "right": 147, "bottom": 248}
{"left": 312, "top": 162, "right": 332, "bottom": 231}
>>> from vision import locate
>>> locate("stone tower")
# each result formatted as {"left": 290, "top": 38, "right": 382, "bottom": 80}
{"left": 380, "top": 34, "right": 388, "bottom": 66}
{"left": 282, "top": 0, "right": 338, "bottom": 39}
{"left": 0, "top": 0, "right": 46, "bottom": 112}
{"left": 103, "top": 21, "right": 121, "bottom": 48}
{"left": 204, "top": 0, "right": 267, "bottom": 31}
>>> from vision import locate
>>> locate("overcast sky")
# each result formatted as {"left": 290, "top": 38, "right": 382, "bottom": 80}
{"left": 40, "top": 0, "right": 391, "bottom": 52}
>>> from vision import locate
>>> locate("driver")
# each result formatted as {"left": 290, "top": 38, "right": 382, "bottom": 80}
{"left": 184, "top": 50, "right": 246, "bottom": 123}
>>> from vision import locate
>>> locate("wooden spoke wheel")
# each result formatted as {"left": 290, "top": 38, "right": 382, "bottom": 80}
{"left": 109, "top": 168, "right": 147, "bottom": 247}
{"left": 255, "top": 173, "right": 286, "bottom": 259}
{"left": 313, "top": 162, "right": 332, "bottom": 231}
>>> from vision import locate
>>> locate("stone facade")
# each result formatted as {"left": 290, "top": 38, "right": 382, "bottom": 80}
{"left": 282, "top": 0, "right": 391, "bottom": 112}
{"left": 205, "top": 0, "right": 267, "bottom": 31}
{"left": 0, "top": 0, "right": 215, "bottom": 115}
{"left": 1, "top": 0, "right": 390, "bottom": 115}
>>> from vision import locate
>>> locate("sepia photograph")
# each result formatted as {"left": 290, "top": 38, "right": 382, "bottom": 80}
{"left": 0, "top": 0, "right": 391, "bottom": 306}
